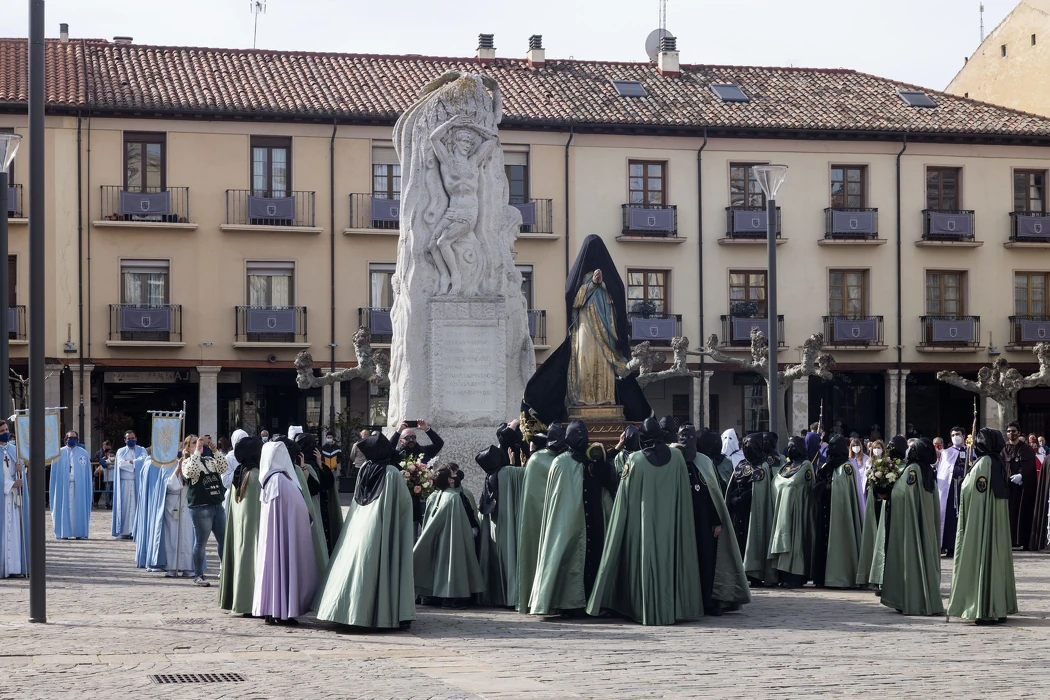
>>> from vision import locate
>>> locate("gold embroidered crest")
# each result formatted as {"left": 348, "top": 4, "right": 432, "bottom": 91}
{"left": 906, "top": 470, "right": 917, "bottom": 486}
{"left": 805, "top": 468, "right": 813, "bottom": 482}
{"left": 780, "top": 465, "right": 789, "bottom": 477}
{"left": 844, "top": 464, "right": 854, "bottom": 477}
{"left": 976, "top": 475, "right": 988, "bottom": 493}
{"left": 620, "top": 463, "right": 631, "bottom": 480}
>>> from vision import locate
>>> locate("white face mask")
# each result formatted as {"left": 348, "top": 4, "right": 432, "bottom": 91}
{"left": 872, "top": 448, "right": 883, "bottom": 458}
{"left": 852, "top": 445, "right": 861, "bottom": 454}
{"left": 952, "top": 435, "right": 964, "bottom": 447}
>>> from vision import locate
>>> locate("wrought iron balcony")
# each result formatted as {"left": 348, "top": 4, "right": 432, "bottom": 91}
{"left": 109, "top": 303, "right": 182, "bottom": 342}
{"left": 350, "top": 193, "right": 400, "bottom": 230}
{"left": 922, "top": 210, "right": 975, "bottom": 242}
{"left": 919, "top": 315, "right": 980, "bottom": 347}
{"left": 235, "top": 305, "right": 308, "bottom": 343}
{"left": 512, "top": 198, "right": 554, "bottom": 234}
{"left": 1009, "top": 212, "right": 1050, "bottom": 243}
{"left": 226, "top": 190, "right": 315, "bottom": 227}
{"left": 720, "top": 314, "right": 785, "bottom": 347}
{"left": 822, "top": 315, "right": 884, "bottom": 346}
{"left": 6, "top": 184, "right": 22, "bottom": 218}
{"left": 627, "top": 312, "right": 681, "bottom": 345}
{"left": 358, "top": 307, "right": 393, "bottom": 344}
{"left": 725, "top": 206, "right": 781, "bottom": 239}
{"left": 1009, "top": 315, "right": 1050, "bottom": 346}
{"left": 621, "top": 203, "right": 678, "bottom": 238}
{"left": 6, "top": 305, "right": 25, "bottom": 340}
{"left": 824, "top": 207, "right": 879, "bottom": 240}
{"left": 100, "top": 186, "right": 190, "bottom": 224}
{"left": 527, "top": 309, "right": 547, "bottom": 345}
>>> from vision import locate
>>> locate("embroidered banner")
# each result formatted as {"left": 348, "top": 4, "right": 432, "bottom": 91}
{"left": 150, "top": 413, "right": 184, "bottom": 467}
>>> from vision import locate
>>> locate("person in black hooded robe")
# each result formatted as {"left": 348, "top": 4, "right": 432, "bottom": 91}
{"left": 677, "top": 424, "right": 722, "bottom": 615}
{"left": 520, "top": 234, "right": 652, "bottom": 428}
{"left": 475, "top": 440, "right": 526, "bottom": 607}
{"left": 812, "top": 435, "right": 849, "bottom": 587}
{"left": 659, "top": 416, "right": 677, "bottom": 445}
{"left": 496, "top": 421, "right": 530, "bottom": 466}
{"left": 294, "top": 432, "right": 343, "bottom": 554}
{"left": 725, "top": 434, "right": 764, "bottom": 560}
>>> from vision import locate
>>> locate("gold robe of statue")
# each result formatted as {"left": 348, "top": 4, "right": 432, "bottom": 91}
{"left": 568, "top": 271, "right": 627, "bottom": 407}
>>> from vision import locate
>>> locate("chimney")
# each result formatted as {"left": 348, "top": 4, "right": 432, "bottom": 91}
{"left": 477, "top": 33, "right": 496, "bottom": 63}
{"left": 59, "top": 23, "right": 69, "bottom": 43}
{"left": 657, "top": 35, "right": 679, "bottom": 76}
{"left": 113, "top": 36, "right": 134, "bottom": 45}
{"left": 527, "top": 35, "right": 545, "bottom": 68}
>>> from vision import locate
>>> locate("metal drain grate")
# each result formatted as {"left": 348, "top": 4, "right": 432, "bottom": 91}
{"left": 164, "top": 618, "right": 208, "bottom": 625}
{"left": 150, "top": 673, "right": 246, "bottom": 685}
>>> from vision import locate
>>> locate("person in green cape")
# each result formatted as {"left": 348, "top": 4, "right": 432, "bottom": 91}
{"left": 947, "top": 428, "right": 1018, "bottom": 625}
{"left": 880, "top": 437, "right": 944, "bottom": 617}
{"left": 742, "top": 433, "right": 778, "bottom": 586}
{"left": 865, "top": 436, "right": 909, "bottom": 596}
{"left": 219, "top": 436, "right": 263, "bottom": 615}
{"left": 314, "top": 432, "right": 415, "bottom": 630}
{"left": 681, "top": 425, "right": 751, "bottom": 614}
{"left": 812, "top": 435, "right": 863, "bottom": 589}
{"left": 528, "top": 420, "right": 616, "bottom": 616}
{"left": 413, "top": 465, "right": 485, "bottom": 609}
{"left": 475, "top": 424, "right": 527, "bottom": 607}
{"left": 768, "top": 436, "right": 814, "bottom": 588}
{"left": 613, "top": 425, "right": 641, "bottom": 475}
{"left": 517, "top": 423, "right": 566, "bottom": 614}
{"left": 586, "top": 418, "right": 701, "bottom": 625}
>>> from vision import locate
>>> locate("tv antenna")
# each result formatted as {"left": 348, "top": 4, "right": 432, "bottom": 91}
{"left": 251, "top": 0, "right": 267, "bottom": 49}
{"left": 645, "top": 0, "right": 674, "bottom": 62}
{"left": 980, "top": 2, "right": 985, "bottom": 42}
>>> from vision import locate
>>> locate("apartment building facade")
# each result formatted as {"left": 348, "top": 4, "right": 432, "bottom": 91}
{"left": 4, "top": 33, "right": 1050, "bottom": 451}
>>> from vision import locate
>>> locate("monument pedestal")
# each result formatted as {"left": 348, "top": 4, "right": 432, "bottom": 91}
{"left": 568, "top": 404, "right": 628, "bottom": 448}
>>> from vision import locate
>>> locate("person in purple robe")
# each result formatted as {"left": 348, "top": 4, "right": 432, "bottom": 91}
{"left": 936, "top": 426, "right": 969, "bottom": 556}
{"left": 252, "top": 440, "right": 318, "bottom": 625}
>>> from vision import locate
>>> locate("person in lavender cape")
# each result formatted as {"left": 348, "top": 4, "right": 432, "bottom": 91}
{"left": 112, "top": 430, "right": 148, "bottom": 539}
{"left": 50, "top": 431, "right": 92, "bottom": 540}
{"left": 937, "top": 427, "right": 970, "bottom": 557}
{"left": 252, "top": 440, "right": 318, "bottom": 625}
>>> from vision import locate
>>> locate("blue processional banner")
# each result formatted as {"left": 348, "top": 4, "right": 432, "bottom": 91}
{"left": 15, "top": 409, "right": 61, "bottom": 465}
{"left": 151, "top": 413, "right": 184, "bottom": 467}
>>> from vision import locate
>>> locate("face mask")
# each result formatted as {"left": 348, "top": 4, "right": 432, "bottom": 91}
{"left": 0, "top": 432, "right": 9, "bottom": 443}
{"left": 67, "top": 438, "right": 78, "bottom": 448}
{"left": 952, "top": 435, "right": 964, "bottom": 447}
{"left": 872, "top": 448, "right": 883, "bottom": 457}
{"left": 852, "top": 445, "right": 861, "bottom": 454}
{"left": 326, "top": 438, "right": 335, "bottom": 444}
{"left": 126, "top": 439, "right": 136, "bottom": 449}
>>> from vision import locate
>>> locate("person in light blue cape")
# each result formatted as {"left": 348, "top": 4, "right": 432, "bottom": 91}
{"left": 50, "top": 431, "right": 92, "bottom": 540}
{"left": 135, "top": 456, "right": 170, "bottom": 570}
{"left": 0, "top": 424, "right": 30, "bottom": 577}
{"left": 113, "top": 430, "right": 148, "bottom": 538}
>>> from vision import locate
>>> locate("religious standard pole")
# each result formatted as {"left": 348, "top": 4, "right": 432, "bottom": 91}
{"left": 753, "top": 165, "right": 788, "bottom": 440}
{"left": 28, "top": 0, "right": 47, "bottom": 624}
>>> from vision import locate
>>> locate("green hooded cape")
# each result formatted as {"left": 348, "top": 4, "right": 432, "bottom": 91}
{"left": 413, "top": 488, "right": 485, "bottom": 599}
{"left": 295, "top": 464, "right": 330, "bottom": 577}
{"left": 947, "top": 455, "right": 1018, "bottom": 621}
{"left": 314, "top": 464, "right": 416, "bottom": 628}
{"left": 585, "top": 449, "right": 702, "bottom": 625}
{"left": 880, "top": 463, "right": 944, "bottom": 616}
{"left": 856, "top": 490, "right": 887, "bottom": 587}
{"left": 517, "top": 449, "right": 558, "bottom": 613}
{"left": 528, "top": 452, "right": 587, "bottom": 615}
{"left": 745, "top": 458, "right": 780, "bottom": 584}
{"left": 768, "top": 460, "right": 814, "bottom": 578}
{"left": 692, "top": 454, "right": 751, "bottom": 609}
{"left": 479, "top": 466, "right": 526, "bottom": 607}
{"left": 218, "top": 469, "right": 261, "bottom": 614}
{"left": 823, "top": 462, "right": 864, "bottom": 588}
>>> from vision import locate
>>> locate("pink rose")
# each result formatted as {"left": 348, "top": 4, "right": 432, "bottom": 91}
{"left": 413, "top": 485, "right": 422, "bottom": 494}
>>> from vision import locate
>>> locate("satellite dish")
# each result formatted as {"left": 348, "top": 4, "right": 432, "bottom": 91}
{"left": 645, "top": 28, "right": 674, "bottom": 62}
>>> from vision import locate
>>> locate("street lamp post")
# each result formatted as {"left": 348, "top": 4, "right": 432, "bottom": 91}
{"left": 0, "top": 134, "right": 20, "bottom": 423}
{"left": 753, "top": 164, "right": 788, "bottom": 443}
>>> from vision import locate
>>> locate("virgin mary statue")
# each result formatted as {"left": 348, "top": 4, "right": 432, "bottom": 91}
{"left": 520, "top": 235, "right": 651, "bottom": 430}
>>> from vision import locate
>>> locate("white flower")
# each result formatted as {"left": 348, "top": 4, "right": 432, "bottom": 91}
{"left": 874, "top": 471, "right": 883, "bottom": 479}
{"left": 887, "top": 473, "right": 897, "bottom": 482}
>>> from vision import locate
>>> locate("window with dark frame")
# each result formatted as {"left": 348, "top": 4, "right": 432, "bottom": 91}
{"left": 1014, "top": 170, "right": 1046, "bottom": 213}
{"left": 830, "top": 166, "right": 867, "bottom": 209}
{"left": 517, "top": 266, "right": 534, "bottom": 308}
{"left": 730, "top": 163, "right": 767, "bottom": 207}
{"left": 505, "top": 164, "right": 528, "bottom": 205}
{"left": 627, "top": 269, "right": 668, "bottom": 314}
{"left": 926, "top": 167, "right": 961, "bottom": 210}
{"left": 124, "top": 132, "right": 165, "bottom": 192}
{"left": 251, "top": 136, "right": 291, "bottom": 198}
{"left": 372, "top": 164, "right": 400, "bottom": 200}
{"left": 1015, "top": 272, "right": 1048, "bottom": 317}
{"left": 121, "top": 259, "right": 169, "bottom": 306}
{"left": 729, "top": 270, "right": 767, "bottom": 316}
{"left": 246, "top": 261, "right": 294, "bottom": 307}
{"left": 925, "top": 271, "right": 964, "bottom": 316}
{"left": 369, "top": 264, "right": 396, "bottom": 309}
{"left": 828, "top": 269, "right": 867, "bottom": 316}
{"left": 628, "top": 160, "right": 666, "bottom": 205}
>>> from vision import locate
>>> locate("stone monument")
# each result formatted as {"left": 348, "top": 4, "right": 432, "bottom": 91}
{"left": 387, "top": 71, "right": 535, "bottom": 471}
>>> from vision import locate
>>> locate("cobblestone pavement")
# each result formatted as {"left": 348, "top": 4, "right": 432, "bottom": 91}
{"left": 2, "top": 507, "right": 1050, "bottom": 699}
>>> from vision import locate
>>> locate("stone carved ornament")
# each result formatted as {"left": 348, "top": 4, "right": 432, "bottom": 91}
{"left": 937, "top": 343, "right": 1050, "bottom": 427}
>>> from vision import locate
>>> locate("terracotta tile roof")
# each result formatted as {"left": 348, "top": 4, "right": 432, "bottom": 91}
{"left": 3, "top": 38, "right": 1050, "bottom": 139}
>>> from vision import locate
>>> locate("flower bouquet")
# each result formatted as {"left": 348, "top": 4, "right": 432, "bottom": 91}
{"left": 866, "top": 456, "right": 902, "bottom": 499}
{"left": 399, "top": 456, "right": 436, "bottom": 501}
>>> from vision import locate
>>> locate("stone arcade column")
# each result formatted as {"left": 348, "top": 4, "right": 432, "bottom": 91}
{"left": 692, "top": 372, "right": 714, "bottom": 427}
{"left": 791, "top": 377, "right": 809, "bottom": 438}
{"left": 70, "top": 363, "right": 95, "bottom": 453}
{"left": 884, "top": 369, "right": 910, "bottom": 438}
{"left": 196, "top": 366, "right": 221, "bottom": 438}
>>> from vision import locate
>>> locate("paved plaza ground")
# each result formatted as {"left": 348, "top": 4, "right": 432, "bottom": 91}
{"left": 1, "top": 506, "right": 1049, "bottom": 699}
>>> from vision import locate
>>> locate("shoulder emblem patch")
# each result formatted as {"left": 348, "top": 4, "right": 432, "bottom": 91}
{"left": 976, "top": 475, "right": 988, "bottom": 494}
{"left": 780, "top": 465, "right": 789, "bottom": 477}
{"left": 753, "top": 467, "right": 765, "bottom": 482}
{"left": 694, "top": 483, "right": 702, "bottom": 492}
{"left": 906, "top": 470, "right": 917, "bottom": 486}
{"left": 620, "top": 464, "right": 631, "bottom": 480}
{"left": 805, "top": 468, "right": 813, "bottom": 482}
{"left": 844, "top": 464, "right": 854, "bottom": 477}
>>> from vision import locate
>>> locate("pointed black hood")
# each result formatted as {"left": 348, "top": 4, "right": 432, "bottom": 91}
{"left": 677, "top": 423, "right": 698, "bottom": 463}
{"left": 697, "top": 428, "right": 722, "bottom": 464}
{"left": 622, "top": 424, "right": 642, "bottom": 453}
{"left": 546, "top": 422, "right": 567, "bottom": 454}
{"left": 786, "top": 435, "right": 807, "bottom": 462}
{"left": 742, "top": 433, "right": 766, "bottom": 465}
{"left": 565, "top": 420, "right": 590, "bottom": 461}
{"left": 354, "top": 433, "right": 393, "bottom": 506}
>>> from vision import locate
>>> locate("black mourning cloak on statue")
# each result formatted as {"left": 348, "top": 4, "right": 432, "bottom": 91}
{"left": 520, "top": 235, "right": 653, "bottom": 426}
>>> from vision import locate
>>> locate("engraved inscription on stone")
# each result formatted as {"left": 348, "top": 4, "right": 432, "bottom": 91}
{"left": 435, "top": 324, "right": 498, "bottom": 417}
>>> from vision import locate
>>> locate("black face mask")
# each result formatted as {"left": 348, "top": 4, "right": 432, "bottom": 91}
{"left": 696, "top": 428, "right": 722, "bottom": 464}
{"left": 565, "top": 420, "right": 590, "bottom": 461}
{"left": 826, "top": 435, "right": 850, "bottom": 465}
{"left": 677, "top": 425, "right": 698, "bottom": 463}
